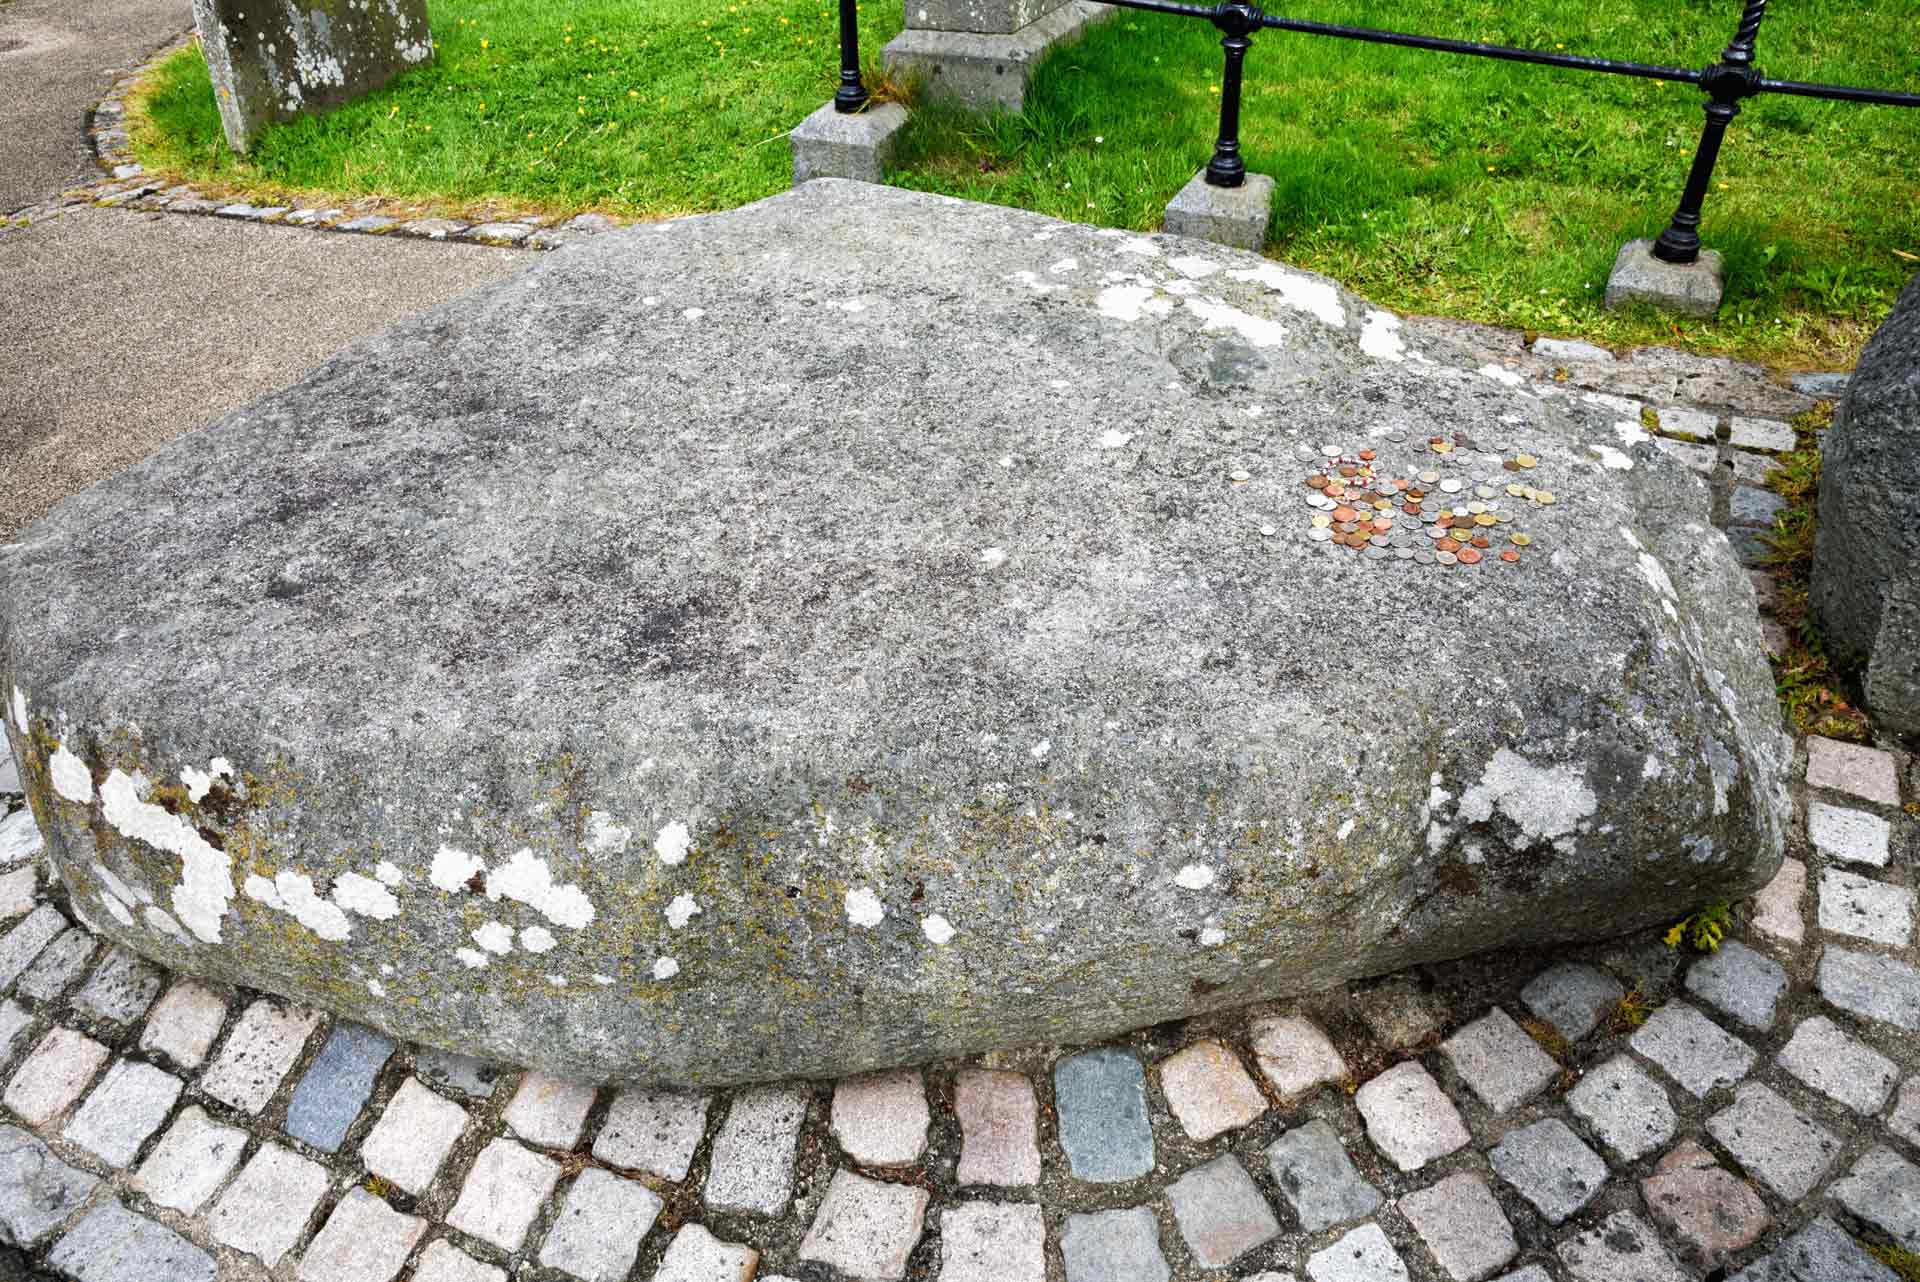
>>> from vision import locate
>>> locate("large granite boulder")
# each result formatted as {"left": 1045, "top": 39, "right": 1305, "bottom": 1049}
{"left": 1813, "top": 272, "right": 1920, "bottom": 738}
{"left": 0, "top": 182, "right": 1790, "bottom": 1085}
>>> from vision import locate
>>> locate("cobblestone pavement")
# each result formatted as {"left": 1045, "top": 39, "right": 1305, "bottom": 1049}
{"left": 0, "top": 378, "right": 1915, "bottom": 1281}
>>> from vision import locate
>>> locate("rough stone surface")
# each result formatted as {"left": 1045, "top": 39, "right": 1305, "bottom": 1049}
{"left": 655, "top": 1224, "right": 759, "bottom": 1282}
{"left": 0, "top": 812, "right": 40, "bottom": 867}
{"left": 1706, "top": 1082, "right": 1840, "bottom": 1201}
{"left": 791, "top": 102, "right": 910, "bottom": 186}
{"left": 137, "top": 981, "right": 226, "bottom": 1070}
{"left": 359, "top": 1077, "right": 469, "bottom": 1194}
{"left": 130, "top": 1106, "right": 245, "bottom": 1214}
{"left": 18, "top": 929, "right": 96, "bottom": 1003}
{"left": 593, "top": 1087, "right": 709, "bottom": 1181}
{"left": 798, "top": 1169, "right": 930, "bottom": 1281}
{"left": 1355, "top": 1063, "right": 1469, "bottom": 1173}
{"left": 414, "top": 1241, "right": 506, "bottom": 1282}
{"left": 46, "top": 1202, "right": 215, "bottom": 1282}
{"left": 0, "top": 1124, "right": 99, "bottom": 1246}
{"left": 0, "top": 907, "right": 67, "bottom": 990}
{"left": 539, "top": 1168, "right": 664, "bottom": 1282}
{"left": 1398, "top": 1173, "right": 1516, "bottom": 1282}
{"left": 1630, "top": 1002, "right": 1756, "bottom": 1097}
{"left": 63, "top": 1059, "right": 181, "bottom": 1167}
{"left": 1776, "top": 1014, "right": 1898, "bottom": 1113}
{"left": 831, "top": 1068, "right": 929, "bottom": 1166}
{"left": 939, "top": 1203, "right": 1045, "bottom": 1281}
{"left": 502, "top": 1069, "right": 596, "bottom": 1150}
{"left": 1520, "top": 963, "right": 1623, "bottom": 1041}
{"left": 1267, "top": 1119, "right": 1382, "bottom": 1231}
{"left": 1567, "top": 1054, "right": 1675, "bottom": 1162}
{"left": 286, "top": 1021, "right": 394, "bottom": 1152}
{"left": 1307, "top": 1224, "right": 1410, "bottom": 1282}
{"left": 1804, "top": 737, "right": 1902, "bottom": 807}
{"left": 908, "top": 0, "right": 1068, "bottom": 35}
{"left": 1817, "top": 868, "right": 1914, "bottom": 946}
{"left": 881, "top": 4, "right": 1111, "bottom": 111}
{"left": 1489, "top": 1118, "right": 1608, "bottom": 1225}
{"left": 72, "top": 947, "right": 160, "bottom": 1024}
{"left": 1641, "top": 1141, "right": 1769, "bottom": 1267}
{"left": 1605, "top": 240, "right": 1725, "bottom": 318}
{"left": 0, "top": 181, "right": 1792, "bottom": 1085}
{"left": 1808, "top": 802, "right": 1892, "bottom": 867}
{"left": 199, "top": 1000, "right": 320, "bottom": 1114}
{"left": 1441, "top": 1008, "right": 1558, "bottom": 1112}
{"left": 1652, "top": 407, "right": 1718, "bottom": 442}
{"left": 1890, "top": 1076, "right": 1920, "bottom": 1147}
{"left": 1165, "top": 1155, "right": 1280, "bottom": 1268}
{"left": 954, "top": 1069, "right": 1041, "bottom": 1186}
{"left": 1556, "top": 1211, "right": 1689, "bottom": 1282}
{"left": 1729, "top": 1216, "right": 1900, "bottom": 1282}
{"left": 4, "top": 1027, "right": 108, "bottom": 1125}
{"left": 1751, "top": 857, "right": 1807, "bottom": 944}
{"left": 1830, "top": 1147, "right": 1920, "bottom": 1252}
{"left": 1683, "top": 941, "right": 1787, "bottom": 1029}
{"left": 295, "top": 1188, "right": 427, "bottom": 1282}
{"left": 1158, "top": 1039, "right": 1265, "bottom": 1140}
{"left": 0, "top": 1001, "right": 27, "bottom": 1066}
{"left": 1061, "top": 1206, "right": 1170, "bottom": 1282}
{"left": 446, "top": 1138, "right": 561, "bottom": 1252}
{"left": 1728, "top": 486, "right": 1786, "bottom": 529}
{"left": 1819, "top": 947, "right": 1920, "bottom": 1031}
{"left": 1812, "top": 275, "right": 1920, "bottom": 734}
{"left": 207, "top": 1142, "right": 330, "bottom": 1266}
{"left": 415, "top": 1048, "right": 502, "bottom": 1099}
{"left": 1055, "top": 1049, "right": 1153, "bottom": 1183}
{"left": 1728, "top": 417, "right": 1796, "bottom": 453}
{"left": 189, "top": 0, "right": 435, "bottom": 152}
{"left": 1250, "top": 1016, "right": 1348, "bottom": 1100}
{"left": 1164, "top": 170, "right": 1276, "bottom": 252}
{"left": 1535, "top": 337, "right": 1614, "bottom": 364}
{"left": 705, "top": 1086, "right": 806, "bottom": 1215}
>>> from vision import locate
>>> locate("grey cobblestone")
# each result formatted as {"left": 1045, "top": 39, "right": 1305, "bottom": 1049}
{"left": 1308, "top": 1223, "right": 1410, "bottom": 1282}
{"left": 18, "top": 929, "right": 96, "bottom": 1003}
{"left": 1556, "top": 1211, "right": 1688, "bottom": 1282}
{"left": 63, "top": 1059, "right": 181, "bottom": 1167}
{"left": 296, "top": 1187, "right": 427, "bottom": 1282}
{"left": 1355, "top": 1062, "right": 1470, "bottom": 1172}
{"left": 1055, "top": 1048, "right": 1154, "bottom": 1183}
{"left": 1490, "top": 1118, "right": 1608, "bottom": 1225}
{"left": 939, "top": 1202, "right": 1043, "bottom": 1282}
{"left": 1567, "top": 1054, "right": 1676, "bottom": 1161}
{"left": 655, "top": 1223, "right": 761, "bottom": 1282}
{"left": 704, "top": 1085, "right": 806, "bottom": 1215}
{"left": 1641, "top": 1140, "right": 1769, "bottom": 1268}
{"left": 1805, "top": 736, "right": 1901, "bottom": 807}
{"left": 47, "top": 1201, "right": 215, "bottom": 1282}
{"left": 1630, "top": 1002, "right": 1756, "bottom": 1096}
{"left": 539, "top": 1167, "right": 663, "bottom": 1282}
{"left": 359, "top": 1077, "right": 469, "bottom": 1194}
{"left": 1165, "top": 1154, "right": 1279, "bottom": 1268}
{"left": 413, "top": 1240, "right": 506, "bottom": 1282}
{"left": 415, "top": 1048, "right": 502, "bottom": 1099}
{"left": 1891, "top": 1077, "right": 1920, "bottom": 1147}
{"left": 4, "top": 1027, "right": 109, "bottom": 1125}
{"left": 0, "top": 905, "right": 69, "bottom": 987}
{"left": 1158, "top": 1039, "right": 1266, "bottom": 1140}
{"left": 287, "top": 1021, "right": 394, "bottom": 1152}
{"left": 1683, "top": 941, "right": 1788, "bottom": 1029}
{"left": 1061, "top": 1206, "right": 1169, "bottom": 1282}
{"left": 1250, "top": 1015, "right": 1349, "bottom": 1101}
{"left": 954, "top": 1069, "right": 1041, "bottom": 1187}
{"left": 130, "top": 1105, "right": 246, "bottom": 1213}
{"left": 1829, "top": 1146, "right": 1920, "bottom": 1252}
{"left": 1817, "top": 868, "right": 1914, "bottom": 947}
{"left": 503, "top": 1069, "right": 598, "bottom": 1150}
{"left": 0, "top": 812, "right": 39, "bottom": 865}
{"left": 1729, "top": 1216, "right": 1899, "bottom": 1282}
{"left": 137, "top": 981, "right": 227, "bottom": 1070}
{"left": 1706, "top": 1082, "right": 1841, "bottom": 1200}
{"left": 1808, "top": 802, "right": 1891, "bottom": 866}
{"left": 447, "top": 1138, "right": 561, "bottom": 1252}
{"left": 208, "top": 1141, "right": 331, "bottom": 1266}
{"left": 336, "top": 215, "right": 398, "bottom": 233}
{"left": 0, "top": 1124, "right": 99, "bottom": 1245}
{"left": 0, "top": 1001, "right": 31, "bottom": 1065}
{"left": 1818, "top": 947, "right": 1920, "bottom": 1031}
{"left": 1729, "top": 485, "right": 1787, "bottom": 528}
{"left": 1520, "top": 963, "right": 1623, "bottom": 1041}
{"left": 1752, "top": 857, "right": 1807, "bottom": 945}
{"left": 1398, "top": 1172, "right": 1517, "bottom": 1282}
{"left": 1441, "top": 1008, "right": 1559, "bottom": 1113}
{"left": 591, "top": 1087, "right": 708, "bottom": 1181}
{"left": 1776, "top": 1014, "right": 1898, "bottom": 1113}
{"left": 831, "top": 1068, "right": 929, "bottom": 1166}
{"left": 0, "top": 868, "right": 36, "bottom": 920}
{"left": 73, "top": 947, "right": 163, "bottom": 1025}
{"left": 798, "top": 1169, "right": 930, "bottom": 1282}
{"left": 1267, "top": 1118, "right": 1382, "bottom": 1231}
{"left": 199, "top": 999, "right": 322, "bottom": 1114}
{"left": 1728, "top": 416, "right": 1796, "bottom": 453}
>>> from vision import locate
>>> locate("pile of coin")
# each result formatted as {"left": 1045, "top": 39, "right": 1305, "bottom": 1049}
{"left": 1283, "top": 435, "right": 1553, "bottom": 568}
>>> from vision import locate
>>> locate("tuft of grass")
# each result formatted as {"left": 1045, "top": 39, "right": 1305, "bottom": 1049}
{"left": 1761, "top": 402, "right": 1874, "bottom": 742}
{"left": 1664, "top": 899, "right": 1731, "bottom": 953}
{"left": 1518, "top": 1015, "right": 1573, "bottom": 1064}
{"left": 1609, "top": 989, "right": 1654, "bottom": 1032}
{"left": 1867, "top": 1242, "right": 1920, "bottom": 1282}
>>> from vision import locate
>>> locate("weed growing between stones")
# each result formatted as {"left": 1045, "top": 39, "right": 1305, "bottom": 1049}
{"left": 1607, "top": 989, "right": 1653, "bottom": 1032}
{"left": 1763, "top": 402, "right": 1874, "bottom": 742}
{"left": 1867, "top": 1241, "right": 1920, "bottom": 1282}
{"left": 1662, "top": 899, "right": 1731, "bottom": 953}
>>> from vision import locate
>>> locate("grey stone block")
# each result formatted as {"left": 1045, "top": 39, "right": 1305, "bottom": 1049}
{"left": 1729, "top": 486, "right": 1787, "bottom": 529}
{"left": 337, "top": 215, "right": 399, "bottom": 234}
{"left": 1629, "top": 1002, "right": 1756, "bottom": 1096}
{"left": 46, "top": 1202, "right": 214, "bottom": 1282}
{"left": 285, "top": 1022, "right": 394, "bottom": 1152}
{"left": 1830, "top": 1147, "right": 1920, "bottom": 1252}
{"left": 1651, "top": 406, "right": 1719, "bottom": 441}
{"left": 1808, "top": 802, "right": 1891, "bottom": 867}
{"left": 791, "top": 101, "right": 910, "bottom": 186}
{"left": 1062, "top": 1206, "right": 1169, "bottom": 1282}
{"left": 1307, "top": 1224, "right": 1409, "bottom": 1282}
{"left": 414, "top": 1047, "right": 503, "bottom": 1099}
{"left": 1355, "top": 1062, "right": 1469, "bottom": 1173}
{"left": 883, "top": 2, "right": 1112, "bottom": 111}
{"left": 17, "top": 929, "right": 96, "bottom": 1003}
{"left": 63, "top": 1060, "right": 183, "bottom": 1168}
{"left": 1489, "top": 1119, "right": 1608, "bottom": 1225}
{"left": 1818, "top": 867, "right": 1915, "bottom": 947}
{"left": 1805, "top": 736, "right": 1901, "bottom": 806}
{"left": 1566, "top": 1055, "right": 1675, "bottom": 1162}
{"left": 1706, "top": 1082, "right": 1840, "bottom": 1200}
{"left": 0, "top": 745, "right": 17, "bottom": 795}
{"left": 1164, "top": 1155, "right": 1279, "bottom": 1269}
{"left": 0, "top": 1124, "right": 99, "bottom": 1246}
{"left": 1520, "top": 963, "right": 1623, "bottom": 1041}
{"left": 540, "top": 1168, "right": 664, "bottom": 1282}
{"left": 72, "top": 948, "right": 161, "bottom": 1025}
{"left": 1729, "top": 1216, "right": 1900, "bottom": 1282}
{"left": 1440, "top": 1008, "right": 1558, "bottom": 1113}
{"left": 1820, "top": 947, "right": 1920, "bottom": 1031}
{"left": 1556, "top": 1211, "right": 1688, "bottom": 1282}
{"left": 1398, "top": 1173, "right": 1516, "bottom": 1282}
{"left": 191, "top": 0, "right": 434, "bottom": 153}
{"left": 909, "top": 0, "right": 1071, "bottom": 35}
{"left": 1792, "top": 371, "right": 1849, "bottom": 398}
{"left": 1532, "top": 336, "right": 1613, "bottom": 364}
{"left": 1055, "top": 1048, "right": 1153, "bottom": 1183}
{"left": 1683, "top": 941, "right": 1787, "bottom": 1030}
{"left": 1729, "top": 416, "right": 1797, "bottom": 453}
{"left": 1164, "top": 169, "right": 1275, "bottom": 252}
{"left": 1605, "top": 239, "right": 1725, "bottom": 318}
{"left": 1266, "top": 1119, "right": 1381, "bottom": 1232}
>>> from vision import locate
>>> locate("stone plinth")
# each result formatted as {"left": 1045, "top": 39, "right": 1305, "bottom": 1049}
{"left": 190, "top": 0, "right": 434, "bottom": 153}
{"left": 1605, "top": 238, "right": 1725, "bottom": 319}
{"left": 883, "top": 2, "right": 1112, "bottom": 112}
{"left": 791, "top": 102, "right": 911, "bottom": 186}
{"left": 1164, "top": 169, "right": 1275, "bottom": 251}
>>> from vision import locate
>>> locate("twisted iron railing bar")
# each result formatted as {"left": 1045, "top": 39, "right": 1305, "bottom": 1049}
{"left": 831, "top": 0, "right": 1920, "bottom": 266}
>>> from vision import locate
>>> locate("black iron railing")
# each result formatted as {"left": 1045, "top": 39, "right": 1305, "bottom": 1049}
{"left": 833, "top": 0, "right": 1920, "bottom": 265}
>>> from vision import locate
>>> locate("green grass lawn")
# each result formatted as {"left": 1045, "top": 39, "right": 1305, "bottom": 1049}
{"left": 131, "top": 0, "right": 1919, "bottom": 366}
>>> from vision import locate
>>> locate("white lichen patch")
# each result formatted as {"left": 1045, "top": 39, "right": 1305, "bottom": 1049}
{"left": 430, "top": 846, "right": 484, "bottom": 892}
{"left": 1477, "top": 363, "right": 1526, "bottom": 388}
{"left": 587, "top": 812, "right": 633, "bottom": 854}
{"left": 1458, "top": 749, "right": 1598, "bottom": 841}
{"left": 1096, "top": 284, "right": 1174, "bottom": 323}
{"left": 144, "top": 906, "right": 187, "bottom": 943}
{"left": 1097, "top": 429, "right": 1134, "bottom": 449}
{"left": 1184, "top": 297, "right": 1287, "bottom": 348}
{"left": 521, "top": 926, "right": 557, "bottom": 953}
{"left": 1638, "top": 552, "right": 1677, "bottom": 600}
{"left": 665, "top": 894, "right": 701, "bottom": 929}
{"left": 921, "top": 913, "right": 955, "bottom": 945}
{"left": 654, "top": 820, "right": 691, "bottom": 866}
{"left": 246, "top": 869, "right": 351, "bottom": 942}
{"left": 547, "top": 975, "right": 568, "bottom": 987}
{"left": 1643, "top": 755, "right": 1664, "bottom": 780}
{"left": 1029, "top": 740, "right": 1050, "bottom": 761}
{"left": 7, "top": 687, "right": 24, "bottom": 734}
{"left": 485, "top": 849, "right": 595, "bottom": 930}
{"left": 1226, "top": 262, "right": 1346, "bottom": 327}
{"left": 100, "top": 769, "right": 231, "bottom": 944}
{"left": 101, "top": 896, "right": 134, "bottom": 927}
{"left": 1358, "top": 310, "right": 1405, "bottom": 362}
{"left": 979, "top": 547, "right": 1008, "bottom": 569}
{"left": 1335, "top": 818, "right": 1356, "bottom": 842}
{"left": 94, "top": 864, "right": 146, "bottom": 908}
{"left": 652, "top": 956, "right": 680, "bottom": 980}
{"left": 592, "top": 974, "right": 615, "bottom": 986}
{"left": 472, "top": 921, "right": 514, "bottom": 955}
{"left": 1007, "top": 270, "right": 1061, "bottom": 294}
{"left": 1199, "top": 926, "right": 1227, "bottom": 946}
{"left": 1047, "top": 257, "right": 1079, "bottom": 275}
{"left": 845, "top": 886, "right": 886, "bottom": 927}
{"left": 1614, "top": 420, "right": 1651, "bottom": 449}
{"left": 50, "top": 746, "right": 94, "bottom": 804}
{"left": 332, "top": 872, "right": 399, "bottom": 920}
{"left": 367, "top": 979, "right": 386, "bottom": 997}
{"left": 1589, "top": 444, "right": 1634, "bottom": 471}
{"left": 374, "top": 861, "right": 404, "bottom": 886}
{"left": 1116, "top": 236, "right": 1160, "bottom": 257}
{"left": 456, "top": 948, "right": 489, "bottom": 970}
{"left": 1168, "top": 254, "right": 1220, "bottom": 278}
{"left": 1174, "top": 863, "right": 1216, "bottom": 890}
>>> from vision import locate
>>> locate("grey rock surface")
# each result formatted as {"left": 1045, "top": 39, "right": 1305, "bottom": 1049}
{"left": 1812, "top": 271, "right": 1920, "bottom": 737}
{"left": 0, "top": 180, "right": 1791, "bottom": 1085}
{"left": 190, "top": 0, "right": 433, "bottom": 152}
{"left": 1605, "top": 240, "right": 1725, "bottom": 319}
{"left": 790, "top": 102, "right": 910, "bottom": 186}
{"left": 1164, "top": 170, "right": 1275, "bottom": 252}
{"left": 882, "top": 3, "right": 1110, "bottom": 111}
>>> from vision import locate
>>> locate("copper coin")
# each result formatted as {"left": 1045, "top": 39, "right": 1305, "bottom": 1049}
{"left": 1436, "top": 538, "right": 1461, "bottom": 553}
{"left": 1392, "top": 479, "right": 1410, "bottom": 491}
{"left": 1332, "top": 506, "right": 1357, "bottom": 522}
{"left": 1407, "top": 489, "right": 1426, "bottom": 501}
{"left": 1308, "top": 475, "right": 1329, "bottom": 489}
{"left": 1359, "top": 449, "right": 1377, "bottom": 461}
{"left": 1457, "top": 548, "right": 1484, "bottom": 565}
{"left": 1400, "top": 503, "right": 1420, "bottom": 516}
{"left": 1429, "top": 436, "right": 1446, "bottom": 446}
{"left": 1337, "top": 522, "right": 1359, "bottom": 534}
{"left": 1471, "top": 535, "right": 1491, "bottom": 549}
{"left": 1339, "top": 466, "right": 1358, "bottom": 478}
{"left": 1371, "top": 519, "right": 1393, "bottom": 534}
{"left": 1502, "top": 460, "right": 1520, "bottom": 472}
{"left": 1499, "top": 550, "right": 1520, "bottom": 563}
{"left": 1436, "top": 515, "right": 1455, "bottom": 529}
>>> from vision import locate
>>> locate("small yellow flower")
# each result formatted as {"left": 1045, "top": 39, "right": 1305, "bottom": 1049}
{"left": 480, "top": 37, "right": 489, "bottom": 48}
{"left": 629, "top": 89, "right": 639, "bottom": 97}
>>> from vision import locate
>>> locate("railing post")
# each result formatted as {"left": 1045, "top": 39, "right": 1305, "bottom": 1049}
{"left": 1651, "top": 0, "right": 1767, "bottom": 263}
{"left": 1205, "top": 2, "right": 1264, "bottom": 187}
{"left": 835, "top": 0, "right": 870, "bottom": 113}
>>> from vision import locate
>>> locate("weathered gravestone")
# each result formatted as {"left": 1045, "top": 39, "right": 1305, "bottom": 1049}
{"left": 1813, "top": 272, "right": 1920, "bottom": 738}
{"left": 190, "top": 0, "right": 433, "bottom": 153}
{"left": 882, "top": 0, "right": 1111, "bottom": 111}
{"left": 0, "top": 181, "right": 1790, "bottom": 1085}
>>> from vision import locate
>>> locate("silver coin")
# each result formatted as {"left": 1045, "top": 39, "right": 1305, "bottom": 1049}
{"left": 1318, "top": 443, "right": 1345, "bottom": 457}
{"left": 1435, "top": 551, "right": 1458, "bottom": 566}
{"left": 1453, "top": 506, "right": 1471, "bottom": 518}
{"left": 1395, "top": 547, "right": 1416, "bottom": 560}
{"left": 1421, "top": 511, "right": 1439, "bottom": 524}
{"left": 1414, "top": 550, "right": 1435, "bottom": 565}
{"left": 1439, "top": 478, "right": 1463, "bottom": 493}
{"left": 1260, "top": 525, "right": 1277, "bottom": 537}
{"left": 1426, "top": 527, "right": 1446, "bottom": 540}
{"left": 1369, "top": 535, "right": 1390, "bottom": 548}
{"left": 1467, "top": 501, "right": 1488, "bottom": 515}
{"left": 1307, "top": 528, "right": 1334, "bottom": 542}
{"left": 1475, "top": 486, "right": 1497, "bottom": 500}
{"left": 1387, "top": 430, "right": 1408, "bottom": 443}
{"left": 1294, "top": 444, "right": 1319, "bottom": 460}
{"left": 1365, "top": 546, "right": 1389, "bottom": 560}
